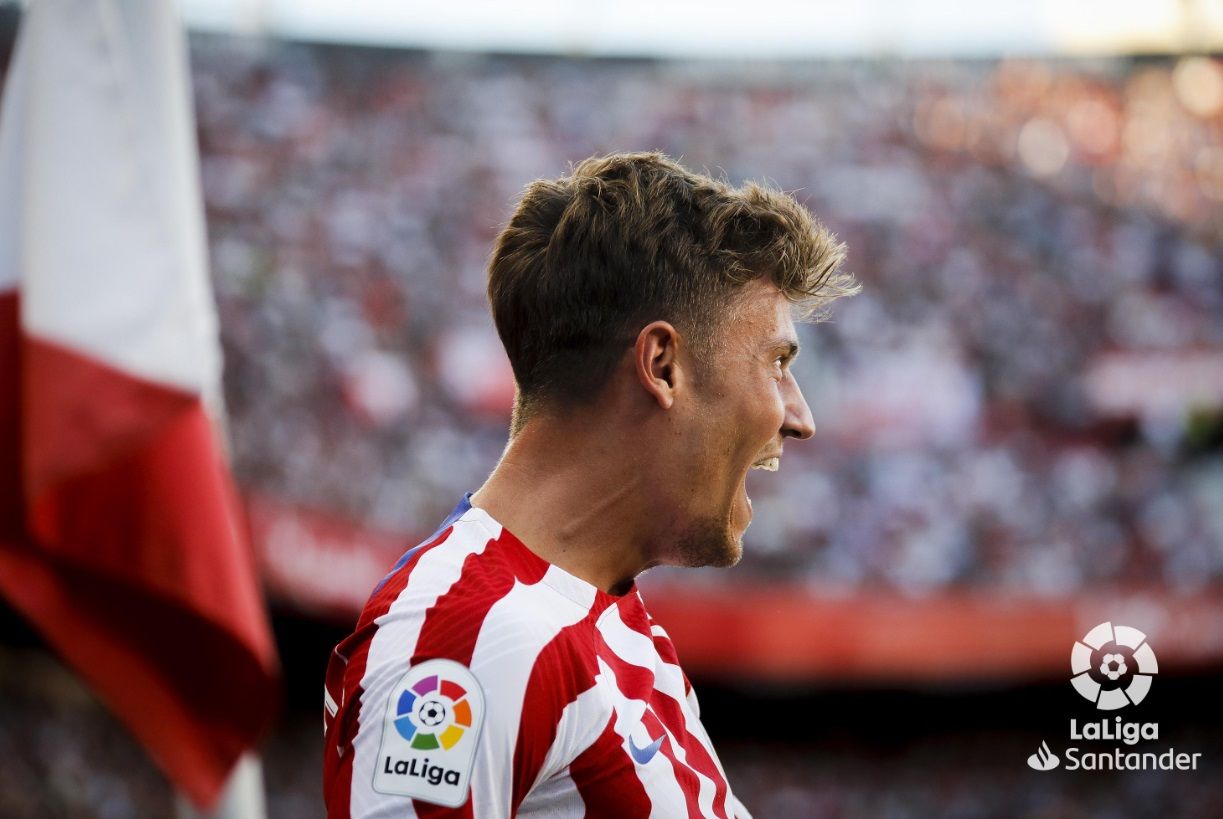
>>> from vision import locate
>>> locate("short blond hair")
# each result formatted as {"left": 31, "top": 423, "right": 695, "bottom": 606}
{"left": 487, "top": 151, "right": 856, "bottom": 423}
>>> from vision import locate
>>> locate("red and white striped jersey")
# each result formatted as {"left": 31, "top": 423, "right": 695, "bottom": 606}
{"left": 323, "top": 495, "right": 753, "bottom": 818}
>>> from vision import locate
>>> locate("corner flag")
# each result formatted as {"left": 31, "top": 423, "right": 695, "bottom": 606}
{"left": 0, "top": 0, "right": 279, "bottom": 807}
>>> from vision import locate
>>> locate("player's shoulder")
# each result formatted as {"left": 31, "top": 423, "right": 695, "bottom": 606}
{"left": 376, "top": 506, "right": 503, "bottom": 598}
{"left": 381, "top": 506, "right": 564, "bottom": 631}
{"left": 408, "top": 509, "right": 505, "bottom": 577}
{"left": 371, "top": 498, "right": 600, "bottom": 654}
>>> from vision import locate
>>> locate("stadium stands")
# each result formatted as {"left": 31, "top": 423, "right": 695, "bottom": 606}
{"left": 189, "top": 39, "right": 1223, "bottom": 597}
{"left": 2, "top": 24, "right": 1221, "bottom": 818}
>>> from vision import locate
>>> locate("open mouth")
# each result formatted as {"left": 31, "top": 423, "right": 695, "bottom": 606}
{"left": 750, "top": 457, "right": 779, "bottom": 472}
{"left": 740, "top": 453, "right": 782, "bottom": 525}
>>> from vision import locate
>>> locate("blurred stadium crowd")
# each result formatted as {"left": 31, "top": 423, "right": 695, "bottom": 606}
{"left": 4, "top": 648, "right": 1221, "bottom": 818}
{"left": 192, "top": 38, "right": 1223, "bottom": 595}
{"left": 4, "top": 25, "right": 1223, "bottom": 819}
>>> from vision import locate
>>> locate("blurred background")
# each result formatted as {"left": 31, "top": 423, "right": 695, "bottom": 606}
{"left": 2, "top": 1, "right": 1223, "bottom": 816}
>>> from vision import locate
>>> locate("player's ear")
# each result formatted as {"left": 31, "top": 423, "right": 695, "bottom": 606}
{"left": 633, "top": 321, "right": 682, "bottom": 410}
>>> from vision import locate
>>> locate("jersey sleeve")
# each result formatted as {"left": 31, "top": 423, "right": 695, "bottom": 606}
{"left": 349, "top": 623, "right": 577, "bottom": 818}
{"left": 336, "top": 517, "right": 594, "bottom": 819}
{"left": 350, "top": 654, "right": 520, "bottom": 819}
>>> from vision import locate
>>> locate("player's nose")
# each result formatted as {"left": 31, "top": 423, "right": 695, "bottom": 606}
{"left": 781, "top": 375, "right": 815, "bottom": 441}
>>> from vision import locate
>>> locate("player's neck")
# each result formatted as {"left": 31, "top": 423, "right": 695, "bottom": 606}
{"left": 470, "top": 417, "right": 660, "bottom": 596}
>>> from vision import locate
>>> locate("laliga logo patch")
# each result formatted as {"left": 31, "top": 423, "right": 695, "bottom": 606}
{"left": 373, "top": 658, "right": 485, "bottom": 806}
{"left": 1070, "top": 622, "right": 1158, "bottom": 710}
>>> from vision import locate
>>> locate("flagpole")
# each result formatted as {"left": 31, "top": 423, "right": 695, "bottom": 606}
{"left": 175, "top": 753, "right": 268, "bottom": 819}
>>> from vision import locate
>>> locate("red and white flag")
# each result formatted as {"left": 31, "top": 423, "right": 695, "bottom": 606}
{"left": 0, "top": 0, "right": 279, "bottom": 808}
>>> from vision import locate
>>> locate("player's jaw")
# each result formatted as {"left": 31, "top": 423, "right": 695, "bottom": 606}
{"left": 669, "top": 445, "right": 783, "bottom": 571}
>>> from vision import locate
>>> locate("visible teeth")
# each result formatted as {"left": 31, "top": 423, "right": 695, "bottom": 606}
{"left": 751, "top": 457, "right": 779, "bottom": 472}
